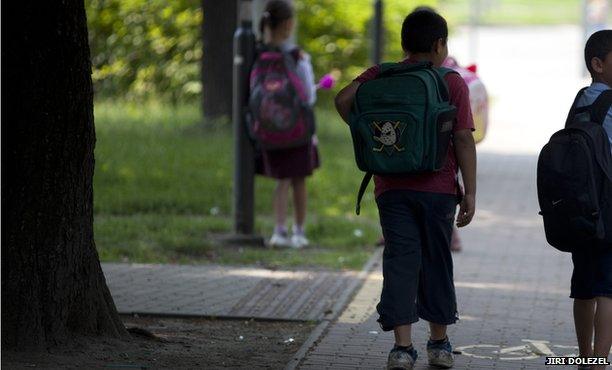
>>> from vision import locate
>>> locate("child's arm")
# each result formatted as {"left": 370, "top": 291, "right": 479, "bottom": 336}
{"left": 453, "top": 129, "right": 476, "bottom": 227}
{"left": 296, "top": 52, "right": 317, "bottom": 106}
{"left": 334, "top": 81, "right": 360, "bottom": 124}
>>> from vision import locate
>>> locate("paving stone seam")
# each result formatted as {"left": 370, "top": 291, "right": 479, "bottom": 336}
{"left": 284, "top": 248, "right": 384, "bottom": 370}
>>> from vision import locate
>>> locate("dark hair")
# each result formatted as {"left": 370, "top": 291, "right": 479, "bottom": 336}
{"left": 260, "top": 0, "right": 294, "bottom": 36}
{"left": 412, "top": 5, "right": 437, "bottom": 13}
{"left": 401, "top": 10, "right": 448, "bottom": 54}
{"left": 585, "top": 30, "right": 612, "bottom": 75}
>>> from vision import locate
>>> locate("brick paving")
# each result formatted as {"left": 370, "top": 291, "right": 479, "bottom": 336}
{"left": 102, "top": 262, "right": 362, "bottom": 321}
{"left": 295, "top": 152, "right": 587, "bottom": 370}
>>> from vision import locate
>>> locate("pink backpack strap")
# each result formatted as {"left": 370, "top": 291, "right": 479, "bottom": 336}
{"left": 282, "top": 49, "right": 308, "bottom": 103}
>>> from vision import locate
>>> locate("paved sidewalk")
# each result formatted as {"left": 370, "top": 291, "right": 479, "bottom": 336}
{"left": 295, "top": 152, "right": 584, "bottom": 369}
{"left": 102, "top": 262, "right": 363, "bottom": 321}
{"left": 291, "top": 25, "right": 612, "bottom": 370}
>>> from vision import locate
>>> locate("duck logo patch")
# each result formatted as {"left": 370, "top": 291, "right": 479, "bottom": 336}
{"left": 371, "top": 120, "right": 406, "bottom": 155}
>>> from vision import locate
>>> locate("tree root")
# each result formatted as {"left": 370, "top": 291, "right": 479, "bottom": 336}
{"left": 126, "top": 327, "right": 168, "bottom": 343}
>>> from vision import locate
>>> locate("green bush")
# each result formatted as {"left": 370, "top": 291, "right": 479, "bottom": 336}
{"left": 87, "top": 0, "right": 202, "bottom": 103}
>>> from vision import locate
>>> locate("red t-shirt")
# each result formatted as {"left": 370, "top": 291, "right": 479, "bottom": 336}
{"left": 354, "top": 58, "right": 474, "bottom": 197}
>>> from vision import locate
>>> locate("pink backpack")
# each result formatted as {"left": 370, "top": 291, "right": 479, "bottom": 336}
{"left": 248, "top": 48, "right": 314, "bottom": 150}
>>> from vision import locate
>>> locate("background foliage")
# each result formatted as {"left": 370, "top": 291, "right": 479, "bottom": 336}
{"left": 86, "top": 0, "right": 435, "bottom": 103}
{"left": 87, "top": 0, "right": 202, "bottom": 103}
{"left": 86, "top": 0, "right": 590, "bottom": 103}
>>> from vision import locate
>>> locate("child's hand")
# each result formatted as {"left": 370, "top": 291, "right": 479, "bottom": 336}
{"left": 317, "top": 74, "right": 336, "bottom": 90}
{"left": 456, "top": 194, "right": 475, "bottom": 227}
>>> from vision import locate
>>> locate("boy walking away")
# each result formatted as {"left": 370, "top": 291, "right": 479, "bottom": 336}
{"left": 335, "top": 10, "right": 477, "bottom": 370}
{"left": 538, "top": 30, "right": 612, "bottom": 370}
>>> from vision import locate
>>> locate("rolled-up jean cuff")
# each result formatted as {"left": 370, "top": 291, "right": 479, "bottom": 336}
{"left": 593, "top": 293, "right": 612, "bottom": 298}
{"left": 570, "top": 293, "right": 596, "bottom": 300}
{"left": 377, "top": 316, "right": 419, "bottom": 332}
{"left": 569, "top": 292, "right": 612, "bottom": 299}
{"left": 418, "top": 312, "right": 458, "bottom": 326}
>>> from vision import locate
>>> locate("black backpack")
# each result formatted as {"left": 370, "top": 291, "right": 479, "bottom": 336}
{"left": 537, "top": 88, "right": 612, "bottom": 252}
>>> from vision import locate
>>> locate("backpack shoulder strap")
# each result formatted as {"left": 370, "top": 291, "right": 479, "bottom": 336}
{"left": 280, "top": 47, "right": 300, "bottom": 74}
{"left": 436, "top": 67, "right": 459, "bottom": 78}
{"left": 355, "top": 173, "right": 373, "bottom": 215}
{"left": 289, "top": 47, "right": 302, "bottom": 63}
{"left": 565, "top": 87, "right": 590, "bottom": 127}
{"left": 432, "top": 67, "right": 459, "bottom": 102}
{"left": 280, "top": 48, "right": 309, "bottom": 103}
{"left": 589, "top": 89, "right": 612, "bottom": 125}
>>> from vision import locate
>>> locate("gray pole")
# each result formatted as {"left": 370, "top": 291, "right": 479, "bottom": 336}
{"left": 372, "top": 0, "right": 384, "bottom": 65}
{"left": 232, "top": 0, "right": 257, "bottom": 237}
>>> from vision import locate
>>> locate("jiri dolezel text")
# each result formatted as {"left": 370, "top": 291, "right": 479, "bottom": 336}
{"left": 545, "top": 357, "right": 610, "bottom": 366}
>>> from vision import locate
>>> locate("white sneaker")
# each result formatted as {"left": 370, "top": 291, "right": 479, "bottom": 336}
{"left": 290, "top": 234, "right": 309, "bottom": 249}
{"left": 269, "top": 233, "right": 290, "bottom": 248}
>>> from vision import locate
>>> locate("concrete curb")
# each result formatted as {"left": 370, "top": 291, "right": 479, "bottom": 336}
{"left": 284, "top": 247, "right": 383, "bottom": 370}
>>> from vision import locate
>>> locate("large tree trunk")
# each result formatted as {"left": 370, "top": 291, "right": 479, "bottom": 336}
{"left": 201, "top": 0, "right": 238, "bottom": 121}
{"left": 1, "top": 0, "right": 127, "bottom": 348}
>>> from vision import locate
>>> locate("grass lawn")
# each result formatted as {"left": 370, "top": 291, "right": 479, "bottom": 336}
{"left": 93, "top": 102, "right": 380, "bottom": 271}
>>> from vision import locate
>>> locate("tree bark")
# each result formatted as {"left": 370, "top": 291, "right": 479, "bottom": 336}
{"left": 201, "top": 0, "right": 238, "bottom": 122}
{"left": 1, "top": 0, "right": 127, "bottom": 348}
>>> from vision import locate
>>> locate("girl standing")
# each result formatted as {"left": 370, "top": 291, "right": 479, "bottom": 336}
{"left": 256, "top": 0, "right": 319, "bottom": 249}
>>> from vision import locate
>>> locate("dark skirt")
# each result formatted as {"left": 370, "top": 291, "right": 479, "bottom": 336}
{"left": 256, "top": 139, "right": 320, "bottom": 179}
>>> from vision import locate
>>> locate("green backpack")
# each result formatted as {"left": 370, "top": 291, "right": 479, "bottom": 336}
{"left": 349, "top": 61, "right": 458, "bottom": 214}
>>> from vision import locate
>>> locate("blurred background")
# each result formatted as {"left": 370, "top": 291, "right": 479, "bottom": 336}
{"left": 87, "top": 0, "right": 611, "bottom": 270}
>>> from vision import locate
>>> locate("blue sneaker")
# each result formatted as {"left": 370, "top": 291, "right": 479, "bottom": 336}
{"left": 387, "top": 345, "right": 418, "bottom": 370}
{"left": 427, "top": 337, "right": 454, "bottom": 368}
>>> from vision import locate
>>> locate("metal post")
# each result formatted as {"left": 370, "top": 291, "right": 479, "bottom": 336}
{"left": 372, "top": 0, "right": 384, "bottom": 65}
{"left": 232, "top": 0, "right": 260, "bottom": 242}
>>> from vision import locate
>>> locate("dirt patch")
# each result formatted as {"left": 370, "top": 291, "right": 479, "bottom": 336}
{"left": 2, "top": 315, "right": 316, "bottom": 369}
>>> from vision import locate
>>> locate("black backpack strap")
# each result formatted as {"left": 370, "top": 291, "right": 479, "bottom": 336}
{"left": 289, "top": 47, "right": 302, "bottom": 63}
{"left": 282, "top": 49, "right": 299, "bottom": 71}
{"left": 566, "top": 87, "right": 591, "bottom": 127}
{"left": 433, "top": 67, "right": 459, "bottom": 102}
{"left": 355, "top": 172, "right": 373, "bottom": 215}
{"left": 589, "top": 89, "right": 612, "bottom": 125}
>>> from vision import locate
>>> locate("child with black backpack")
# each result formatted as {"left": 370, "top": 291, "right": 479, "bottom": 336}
{"left": 335, "top": 9, "right": 477, "bottom": 370}
{"left": 538, "top": 30, "right": 612, "bottom": 370}
{"left": 250, "top": 0, "right": 319, "bottom": 249}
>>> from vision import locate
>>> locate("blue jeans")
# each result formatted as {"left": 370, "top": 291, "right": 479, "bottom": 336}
{"left": 376, "top": 190, "right": 458, "bottom": 331}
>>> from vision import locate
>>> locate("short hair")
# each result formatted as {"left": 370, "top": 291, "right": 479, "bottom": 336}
{"left": 412, "top": 5, "right": 437, "bottom": 13}
{"left": 401, "top": 10, "right": 448, "bottom": 54}
{"left": 585, "top": 30, "right": 612, "bottom": 75}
